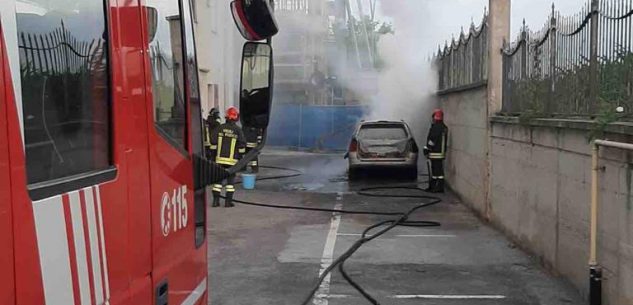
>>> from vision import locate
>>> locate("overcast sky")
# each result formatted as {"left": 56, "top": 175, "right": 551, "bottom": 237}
{"left": 348, "top": 0, "right": 589, "bottom": 56}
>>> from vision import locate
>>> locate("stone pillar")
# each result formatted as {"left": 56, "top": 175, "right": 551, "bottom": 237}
{"left": 487, "top": 0, "right": 511, "bottom": 115}
{"left": 485, "top": 0, "right": 511, "bottom": 219}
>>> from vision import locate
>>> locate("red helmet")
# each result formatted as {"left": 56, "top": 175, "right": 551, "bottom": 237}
{"left": 433, "top": 109, "right": 444, "bottom": 122}
{"left": 226, "top": 106, "right": 240, "bottom": 121}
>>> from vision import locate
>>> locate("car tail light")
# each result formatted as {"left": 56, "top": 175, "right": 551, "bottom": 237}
{"left": 349, "top": 138, "right": 358, "bottom": 152}
{"left": 409, "top": 139, "right": 419, "bottom": 153}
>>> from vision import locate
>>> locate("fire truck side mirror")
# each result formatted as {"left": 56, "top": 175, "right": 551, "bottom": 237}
{"left": 230, "top": 0, "right": 278, "bottom": 41}
{"left": 239, "top": 42, "right": 273, "bottom": 129}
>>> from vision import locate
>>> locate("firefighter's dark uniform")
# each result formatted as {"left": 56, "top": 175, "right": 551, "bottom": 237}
{"left": 210, "top": 121, "right": 246, "bottom": 207}
{"left": 425, "top": 122, "right": 448, "bottom": 193}
{"left": 204, "top": 113, "right": 222, "bottom": 159}
{"left": 243, "top": 126, "right": 263, "bottom": 173}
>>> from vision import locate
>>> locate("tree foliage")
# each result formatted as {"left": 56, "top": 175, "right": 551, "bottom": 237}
{"left": 342, "top": 14, "right": 393, "bottom": 70}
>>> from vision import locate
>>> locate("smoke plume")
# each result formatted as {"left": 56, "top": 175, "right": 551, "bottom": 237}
{"left": 362, "top": 0, "right": 439, "bottom": 143}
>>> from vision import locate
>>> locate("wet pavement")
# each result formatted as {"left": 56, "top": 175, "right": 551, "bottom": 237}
{"left": 207, "top": 150, "right": 585, "bottom": 305}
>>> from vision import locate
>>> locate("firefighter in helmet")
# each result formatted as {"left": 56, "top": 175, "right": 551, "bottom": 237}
{"left": 210, "top": 107, "right": 247, "bottom": 207}
{"left": 204, "top": 108, "right": 222, "bottom": 158}
{"left": 424, "top": 109, "right": 448, "bottom": 193}
{"left": 243, "top": 126, "right": 263, "bottom": 173}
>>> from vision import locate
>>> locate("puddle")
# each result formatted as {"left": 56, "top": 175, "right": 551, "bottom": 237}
{"left": 282, "top": 183, "right": 325, "bottom": 191}
{"left": 328, "top": 175, "right": 349, "bottom": 183}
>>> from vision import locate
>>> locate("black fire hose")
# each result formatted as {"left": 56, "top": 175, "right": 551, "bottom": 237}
{"left": 297, "top": 187, "right": 441, "bottom": 305}
{"left": 224, "top": 165, "right": 442, "bottom": 305}
{"left": 246, "top": 165, "right": 303, "bottom": 181}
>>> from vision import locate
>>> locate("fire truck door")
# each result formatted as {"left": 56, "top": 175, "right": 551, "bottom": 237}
{"left": 0, "top": 21, "right": 15, "bottom": 305}
{"left": 142, "top": 0, "right": 205, "bottom": 304}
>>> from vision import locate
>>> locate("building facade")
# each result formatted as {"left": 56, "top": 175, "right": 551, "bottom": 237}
{"left": 194, "top": 0, "right": 244, "bottom": 115}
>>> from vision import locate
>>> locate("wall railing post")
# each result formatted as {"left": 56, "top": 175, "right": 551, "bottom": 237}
{"left": 520, "top": 25, "right": 528, "bottom": 80}
{"left": 547, "top": 4, "right": 558, "bottom": 114}
{"left": 589, "top": 0, "right": 600, "bottom": 114}
{"left": 590, "top": 141, "right": 602, "bottom": 305}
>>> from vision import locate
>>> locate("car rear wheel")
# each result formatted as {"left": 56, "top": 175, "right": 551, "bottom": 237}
{"left": 348, "top": 168, "right": 361, "bottom": 180}
{"left": 404, "top": 167, "right": 418, "bottom": 181}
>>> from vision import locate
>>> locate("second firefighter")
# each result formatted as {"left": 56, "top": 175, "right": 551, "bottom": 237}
{"left": 209, "top": 107, "right": 247, "bottom": 207}
{"left": 424, "top": 109, "right": 448, "bottom": 193}
{"left": 204, "top": 108, "right": 222, "bottom": 159}
{"left": 244, "top": 126, "right": 263, "bottom": 173}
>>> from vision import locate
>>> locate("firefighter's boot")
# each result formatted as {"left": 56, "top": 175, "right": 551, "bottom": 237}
{"left": 212, "top": 195, "right": 221, "bottom": 207}
{"left": 212, "top": 184, "right": 222, "bottom": 207}
{"left": 249, "top": 160, "right": 259, "bottom": 173}
{"left": 225, "top": 185, "right": 235, "bottom": 208}
{"left": 435, "top": 179, "right": 445, "bottom": 193}
{"left": 425, "top": 179, "right": 436, "bottom": 192}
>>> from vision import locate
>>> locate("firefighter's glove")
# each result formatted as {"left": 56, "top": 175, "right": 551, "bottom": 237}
{"left": 423, "top": 146, "right": 430, "bottom": 156}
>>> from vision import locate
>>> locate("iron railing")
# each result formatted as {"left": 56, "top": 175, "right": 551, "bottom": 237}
{"left": 274, "top": 0, "right": 311, "bottom": 14}
{"left": 19, "top": 23, "right": 105, "bottom": 77}
{"left": 502, "top": 0, "right": 633, "bottom": 117}
{"left": 436, "top": 13, "right": 489, "bottom": 93}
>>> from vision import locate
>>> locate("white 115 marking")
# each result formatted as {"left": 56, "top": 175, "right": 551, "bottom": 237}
{"left": 161, "top": 185, "right": 188, "bottom": 237}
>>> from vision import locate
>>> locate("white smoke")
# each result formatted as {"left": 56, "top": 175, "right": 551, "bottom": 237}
{"left": 271, "top": 0, "right": 444, "bottom": 147}
{"left": 362, "top": 0, "right": 439, "bottom": 142}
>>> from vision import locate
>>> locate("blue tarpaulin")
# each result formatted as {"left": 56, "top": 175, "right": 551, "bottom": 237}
{"left": 267, "top": 104, "right": 367, "bottom": 151}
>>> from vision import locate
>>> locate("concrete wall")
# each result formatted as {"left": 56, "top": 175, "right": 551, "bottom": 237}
{"left": 440, "top": 87, "right": 488, "bottom": 213}
{"left": 489, "top": 119, "right": 633, "bottom": 305}
{"left": 438, "top": 1, "right": 633, "bottom": 303}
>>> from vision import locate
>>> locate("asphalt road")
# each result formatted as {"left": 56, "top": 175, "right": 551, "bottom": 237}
{"left": 208, "top": 150, "right": 584, "bottom": 305}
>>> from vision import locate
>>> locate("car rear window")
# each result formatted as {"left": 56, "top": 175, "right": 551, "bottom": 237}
{"left": 358, "top": 125, "right": 408, "bottom": 140}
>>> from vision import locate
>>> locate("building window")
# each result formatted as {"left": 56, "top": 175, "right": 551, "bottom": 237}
{"left": 209, "top": 84, "right": 219, "bottom": 108}
{"left": 147, "top": 0, "right": 187, "bottom": 149}
{"left": 16, "top": 0, "right": 111, "bottom": 185}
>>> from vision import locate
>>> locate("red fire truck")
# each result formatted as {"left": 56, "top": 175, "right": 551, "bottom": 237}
{"left": 0, "top": 0, "right": 276, "bottom": 304}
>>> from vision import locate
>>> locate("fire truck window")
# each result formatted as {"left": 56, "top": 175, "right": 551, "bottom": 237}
{"left": 181, "top": 0, "right": 206, "bottom": 248}
{"left": 147, "top": 0, "right": 187, "bottom": 149}
{"left": 181, "top": 0, "right": 200, "bottom": 102}
{"left": 16, "top": 0, "right": 111, "bottom": 184}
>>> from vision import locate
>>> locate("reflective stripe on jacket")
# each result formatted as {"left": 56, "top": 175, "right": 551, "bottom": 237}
{"left": 244, "top": 126, "right": 263, "bottom": 149}
{"left": 204, "top": 126, "right": 212, "bottom": 147}
{"left": 204, "top": 118, "right": 221, "bottom": 150}
{"left": 211, "top": 121, "right": 246, "bottom": 166}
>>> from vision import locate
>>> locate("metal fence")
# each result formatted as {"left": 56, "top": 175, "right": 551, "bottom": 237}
{"left": 267, "top": 104, "right": 367, "bottom": 151}
{"left": 274, "top": 0, "right": 311, "bottom": 13}
{"left": 437, "top": 13, "right": 489, "bottom": 93}
{"left": 19, "top": 24, "right": 104, "bottom": 77}
{"left": 502, "top": 0, "right": 633, "bottom": 116}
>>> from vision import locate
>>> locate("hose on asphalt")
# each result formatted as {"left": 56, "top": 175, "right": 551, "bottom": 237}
{"left": 226, "top": 165, "right": 443, "bottom": 305}
{"left": 249, "top": 165, "right": 303, "bottom": 181}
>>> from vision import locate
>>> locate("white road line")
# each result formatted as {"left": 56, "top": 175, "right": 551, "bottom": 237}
{"left": 315, "top": 294, "right": 349, "bottom": 299}
{"left": 390, "top": 295, "right": 506, "bottom": 299}
{"left": 313, "top": 192, "right": 344, "bottom": 305}
{"left": 397, "top": 234, "right": 457, "bottom": 238}
{"left": 337, "top": 233, "right": 456, "bottom": 238}
{"left": 316, "top": 294, "right": 506, "bottom": 300}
